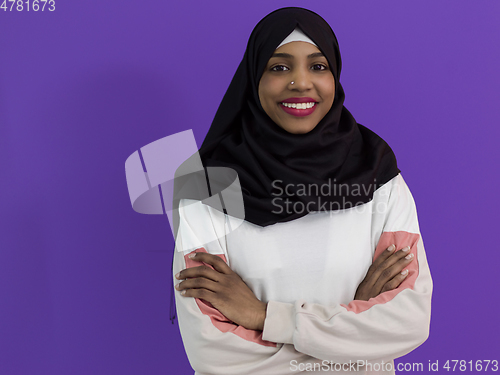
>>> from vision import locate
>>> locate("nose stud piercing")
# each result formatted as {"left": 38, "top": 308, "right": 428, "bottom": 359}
{"left": 291, "top": 81, "right": 294, "bottom": 85}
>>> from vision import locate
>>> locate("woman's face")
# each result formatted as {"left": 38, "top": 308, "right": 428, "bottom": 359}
{"left": 258, "top": 41, "right": 335, "bottom": 134}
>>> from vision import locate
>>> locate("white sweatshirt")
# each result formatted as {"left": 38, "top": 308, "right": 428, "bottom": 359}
{"left": 173, "top": 173, "right": 433, "bottom": 374}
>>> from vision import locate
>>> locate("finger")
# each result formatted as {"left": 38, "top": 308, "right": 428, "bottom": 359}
{"left": 176, "top": 265, "right": 221, "bottom": 282}
{"left": 373, "top": 250, "right": 414, "bottom": 292}
{"left": 188, "top": 252, "right": 231, "bottom": 274}
{"left": 179, "top": 287, "right": 217, "bottom": 303}
{"left": 370, "top": 245, "right": 412, "bottom": 281}
{"left": 365, "top": 244, "right": 396, "bottom": 280}
{"left": 175, "top": 277, "right": 220, "bottom": 293}
{"left": 380, "top": 268, "right": 410, "bottom": 293}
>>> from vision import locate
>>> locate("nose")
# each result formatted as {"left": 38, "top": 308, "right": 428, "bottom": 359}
{"left": 289, "top": 67, "right": 313, "bottom": 91}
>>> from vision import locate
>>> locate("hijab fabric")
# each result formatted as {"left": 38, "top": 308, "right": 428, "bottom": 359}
{"left": 177, "top": 7, "right": 400, "bottom": 227}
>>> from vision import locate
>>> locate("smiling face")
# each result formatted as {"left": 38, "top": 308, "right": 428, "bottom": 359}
{"left": 258, "top": 41, "right": 335, "bottom": 134}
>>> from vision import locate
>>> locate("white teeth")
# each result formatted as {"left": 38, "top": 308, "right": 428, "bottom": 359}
{"left": 281, "top": 102, "right": 316, "bottom": 109}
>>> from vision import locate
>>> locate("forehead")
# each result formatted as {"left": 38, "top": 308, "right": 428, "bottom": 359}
{"left": 272, "top": 41, "right": 323, "bottom": 56}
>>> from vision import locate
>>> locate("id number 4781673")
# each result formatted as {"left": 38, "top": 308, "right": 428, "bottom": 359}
{"left": 1, "top": 0, "right": 55, "bottom": 12}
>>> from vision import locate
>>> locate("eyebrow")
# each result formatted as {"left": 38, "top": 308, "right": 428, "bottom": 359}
{"left": 270, "top": 52, "right": 325, "bottom": 59}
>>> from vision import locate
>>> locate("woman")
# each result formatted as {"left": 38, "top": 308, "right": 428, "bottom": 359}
{"left": 172, "top": 7, "right": 432, "bottom": 375}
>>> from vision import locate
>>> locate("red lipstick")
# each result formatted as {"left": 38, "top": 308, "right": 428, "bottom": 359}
{"left": 280, "top": 97, "right": 318, "bottom": 117}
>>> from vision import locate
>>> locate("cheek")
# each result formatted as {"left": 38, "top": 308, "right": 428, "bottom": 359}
{"left": 319, "top": 79, "right": 336, "bottom": 106}
{"left": 259, "top": 76, "right": 275, "bottom": 103}
{"left": 260, "top": 73, "right": 287, "bottom": 99}
{"left": 258, "top": 80, "right": 276, "bottom": 121}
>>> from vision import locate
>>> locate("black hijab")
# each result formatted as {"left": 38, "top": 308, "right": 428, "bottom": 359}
{"left": 175, "top": 7, "right": 399, "bottom": 228}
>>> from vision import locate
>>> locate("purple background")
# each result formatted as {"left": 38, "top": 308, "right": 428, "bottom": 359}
{"left": 1, "top": 1, "right": 499, "bottom": 374}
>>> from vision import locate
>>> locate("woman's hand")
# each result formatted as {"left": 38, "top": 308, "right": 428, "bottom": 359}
{"left": 175, "top": 252, "right": 267, "bottom": 331}
{"left": 354, "top": 244, "right": 414, "bottom": 301}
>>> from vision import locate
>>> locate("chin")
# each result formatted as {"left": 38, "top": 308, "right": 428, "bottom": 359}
{"left": 283, "top": 124, "right": 317, "bottom": 134}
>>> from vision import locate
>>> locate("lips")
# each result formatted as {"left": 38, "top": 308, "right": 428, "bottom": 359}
{"left": 280, "top": 97, "right": 318, "bottom": 117}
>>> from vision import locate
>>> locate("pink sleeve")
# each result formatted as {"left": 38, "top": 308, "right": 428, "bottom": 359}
{"left": 173, "top": 200, "right": 284, "bottom": 375}
{"left": 183, "top": 247, "right": 275, "bottom": 348}
{"left": 262, "top": 175, "right": 433, "bottom": 364}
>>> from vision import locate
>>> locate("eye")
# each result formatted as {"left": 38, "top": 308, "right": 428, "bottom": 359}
{"left": 270, "top": 65, "right": 289, "bottom": 72}
{"left": 311, "top": 64, "right": 328, "bottom": 71}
